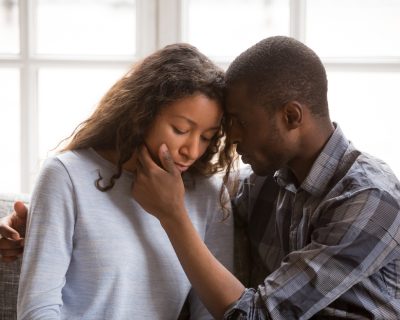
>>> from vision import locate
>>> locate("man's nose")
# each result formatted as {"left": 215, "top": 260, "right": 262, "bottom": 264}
{"left": 229, "top": 123, "right": 242, "bottom": 145}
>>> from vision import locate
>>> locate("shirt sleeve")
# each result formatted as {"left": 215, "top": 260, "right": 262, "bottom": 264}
{"left": 224, "top": 188, "right": 400, "bottom": 319}
{"left": 17, "top": 158, "right": 76, "bottom": 320}
{"left": 188, "top": 181, "right": 235, "bottom": 320}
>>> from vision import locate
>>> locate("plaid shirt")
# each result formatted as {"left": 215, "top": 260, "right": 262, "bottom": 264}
{"left": 227, "top": 124, "right": 400, "bottom": 319}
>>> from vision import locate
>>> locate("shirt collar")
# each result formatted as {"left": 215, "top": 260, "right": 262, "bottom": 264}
{"left": 275, "top": 123, "right": 351, "bottom": 196}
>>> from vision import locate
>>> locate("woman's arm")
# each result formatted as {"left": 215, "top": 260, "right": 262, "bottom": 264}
{"left": 17, "top": 158, "right": 75, "bottom": 320}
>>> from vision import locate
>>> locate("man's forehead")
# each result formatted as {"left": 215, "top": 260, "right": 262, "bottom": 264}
{"left": 226, "top": 83, "right": 251, "bottom": 114}
{"left": 227, "top": 82, "right": 248, "bottom": 96}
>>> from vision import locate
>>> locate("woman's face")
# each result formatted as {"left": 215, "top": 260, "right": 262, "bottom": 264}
{"left": 145, "top": 93, "right": 223, "bottom": 173}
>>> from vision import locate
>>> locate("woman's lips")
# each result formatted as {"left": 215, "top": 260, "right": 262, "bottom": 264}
{"left": 175, "top": 163, "right": 190, "bottom": 172}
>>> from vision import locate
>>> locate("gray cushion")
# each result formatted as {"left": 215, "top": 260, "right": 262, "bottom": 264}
{"left": 0, "top": 193, "right": 29, "bottom": 320}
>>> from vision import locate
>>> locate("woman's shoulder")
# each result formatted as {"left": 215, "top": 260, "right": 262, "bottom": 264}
{"left": 52, "top": 148, "right": 109, "bottom": 171}
{"left": 38, "top": 149, "right": 101, "bottom": 181}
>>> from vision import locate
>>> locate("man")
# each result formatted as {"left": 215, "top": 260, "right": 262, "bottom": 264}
{"left": 2, "top": 36, "right": 400, "bottom": 319}
{"left": 131, "top": 36, "right": 400, "bottom": 319}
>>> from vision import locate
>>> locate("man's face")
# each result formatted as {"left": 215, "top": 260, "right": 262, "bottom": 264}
{"left": 226, "top": 84, "right": 295, "bottom": 176}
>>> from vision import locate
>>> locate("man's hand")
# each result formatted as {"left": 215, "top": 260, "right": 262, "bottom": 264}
{"left": 132, "top": 144, "right": 186, "bottom": 223}
{"left": 0, "top": 201, "right": 28, "bottom": 262}
{"left": 133, "top": 144, "right": 245, "bottom": 318}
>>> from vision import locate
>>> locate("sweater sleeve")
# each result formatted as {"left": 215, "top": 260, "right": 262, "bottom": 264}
{"left": 17, "top": 157, "right": 76, "bottom": 320}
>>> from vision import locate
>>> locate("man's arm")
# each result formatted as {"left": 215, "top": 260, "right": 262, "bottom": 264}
{"left": 132, "top": 145, "right": 245, "bottom": 319}
{"left": 188, "top": 178, "right": 235, "bottom": 319}
{"left": 161, "top": 212, "right": 245, "bottom": 319}
{"left": 133, "top": 145, "right": 400, "bottom": 320}
{"left": 0, "top": 201, "right": 27, "bottom": 262}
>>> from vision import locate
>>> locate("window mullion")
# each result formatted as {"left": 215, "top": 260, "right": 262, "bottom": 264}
{"left": 20, "top": 0, "right": 38, "bottom": 193}
{"left": 156, "top": 0, "right": 182, "bottom": 49}
{"left": 136, "top": 0, "right": 157, "bottom": 57}
{"left": 290, "top": 0, "right": 306, "bottom": 42}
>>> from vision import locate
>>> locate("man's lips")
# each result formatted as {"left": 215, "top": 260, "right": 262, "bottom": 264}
{"left": 240, "top": 154, "right": 250, "bottom": 164}
{"left": 237, "top": 151, "right": 251, "bottom": 164}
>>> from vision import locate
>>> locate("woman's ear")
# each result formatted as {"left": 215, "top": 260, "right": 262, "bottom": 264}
{"left": 283, "top": 101, "right": 303, "bottom": 129}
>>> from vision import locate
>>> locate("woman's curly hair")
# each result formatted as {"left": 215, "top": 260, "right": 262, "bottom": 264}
{"left": 60, "top": 43, "right": 238, "bottom": 213}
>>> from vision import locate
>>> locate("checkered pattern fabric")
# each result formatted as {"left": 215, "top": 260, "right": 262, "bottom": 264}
{"left": 226, "top": 125, "right": 400, "bottom": 319}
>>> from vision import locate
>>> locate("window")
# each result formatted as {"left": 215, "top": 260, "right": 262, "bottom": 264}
{"left": 0, "top": 69, "right": 20, "bottom": 192}
{"left": 183, "top": 0, "right": 289, "bottom": 60}
{"left": 0, "top": 0, "right": 156, "bottom": 193}
{"left": 1, "top": 0, "right": 400, "bottom": 194}
{"left": 183, "top": 0, "right": 400, "bottom": 177}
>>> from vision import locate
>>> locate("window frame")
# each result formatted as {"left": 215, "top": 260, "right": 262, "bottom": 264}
{"left": 0, "top": 0, "right": 399, "bottom": 193}
{"left": 0, "top": 0, "right": 157, "bottom": 192}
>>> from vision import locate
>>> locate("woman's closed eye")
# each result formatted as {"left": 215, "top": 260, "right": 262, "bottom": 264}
{"left": 172, "top": 126, "right": 189, "bottom": 135}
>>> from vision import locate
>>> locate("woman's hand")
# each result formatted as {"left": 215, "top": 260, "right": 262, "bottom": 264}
{"left": 132, "top": 144, "right": 187, "bottom": 224}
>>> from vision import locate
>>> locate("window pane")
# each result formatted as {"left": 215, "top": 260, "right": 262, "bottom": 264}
{"left": 0, "top": 0, "right": 19, "bottom": 54}
{"left": 185, "top": 0, "right": 289, "bottom": 59}
{"left": 38, "top": 68, "right": 126, "bottom": 160}
{"left": 0, "top": 69, "right": 20, "bottom": 193}
{"left": 36, "top": 0, "right": 136, "bottom": 55}
{"left": 327, "top": 70, "right": 400, "bottom": 178}
{"left": 306, "top": 0, "right": 400, "bottom": 58}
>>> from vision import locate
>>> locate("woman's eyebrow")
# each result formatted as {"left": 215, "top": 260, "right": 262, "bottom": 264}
{"left": 172, "top": 115, "right": 196, "bottom": 126}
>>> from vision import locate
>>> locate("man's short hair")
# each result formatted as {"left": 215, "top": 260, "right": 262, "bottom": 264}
{"left": 226, "top": 36, "right": 329, "bottom": 117}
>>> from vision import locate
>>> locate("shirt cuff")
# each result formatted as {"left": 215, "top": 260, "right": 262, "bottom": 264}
{"left": 223, "top": 288, "right": 257, "bottom": 319}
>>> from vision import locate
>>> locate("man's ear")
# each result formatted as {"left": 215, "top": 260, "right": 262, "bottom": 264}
{"left": 282, "top": 101, "right": 303, "bottom": 129}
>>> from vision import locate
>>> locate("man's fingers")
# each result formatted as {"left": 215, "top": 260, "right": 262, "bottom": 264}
{"left": 137, "top": 145, "right": 160, "bottom": 173}
{"left": 158, "top": 144, "right": 179, "bottom": 175}
{"left": 14, "top": 201, "right": 28, "bottom": 220}
{"left": 1, "top": 256, "right": 19, "bottom": 263}
{"left": 136, "top": 148, "right": 151, "bottom": 176}
{"left": 0, "top": 223, "right": 21, "bottom": 240}
{"left": 136, "top": 144, "right": 179, "bottom": 176}
{"left": 0, "top": 238, "right": 24, "bottom": 249}
{"left": 0, "top": 247, "right": 23, "bottom": 257}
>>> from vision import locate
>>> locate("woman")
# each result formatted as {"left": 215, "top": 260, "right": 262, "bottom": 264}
{"left": 17, "top": 43, "right": 237, "bottom": 319}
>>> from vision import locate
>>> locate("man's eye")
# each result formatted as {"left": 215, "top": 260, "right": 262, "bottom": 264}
{"left": 233, "top": 118, "right": 246, "bottom": 127}
{"left": 200, "top": 136, "right": 212, "bottom": 142}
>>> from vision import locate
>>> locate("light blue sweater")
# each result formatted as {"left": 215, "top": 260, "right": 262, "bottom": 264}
{"left": 17, "top": 149, "right": 233, "bottom": 319}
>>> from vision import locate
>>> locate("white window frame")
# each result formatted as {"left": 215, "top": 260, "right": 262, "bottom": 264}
{"left": 0, "top": 0, "right": 157, "bottom": 193}
{"left": 1, "top": 0, "right": 400, "bottom": 193}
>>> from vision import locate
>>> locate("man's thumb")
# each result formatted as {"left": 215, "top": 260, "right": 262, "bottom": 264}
{"left": 159, "top": 144, "right": 179, "bottom": 175}
{"left": 14, "top": 201, "right": 28, "bottom": 220}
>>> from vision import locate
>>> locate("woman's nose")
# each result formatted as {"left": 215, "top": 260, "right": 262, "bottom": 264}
{"left": 180, "top": 137, "right": 201, "bottom": 160}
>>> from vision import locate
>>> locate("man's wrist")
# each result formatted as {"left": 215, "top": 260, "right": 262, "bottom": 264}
{"left": 159, "top": 207, "right": 190, "bottom": 232}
